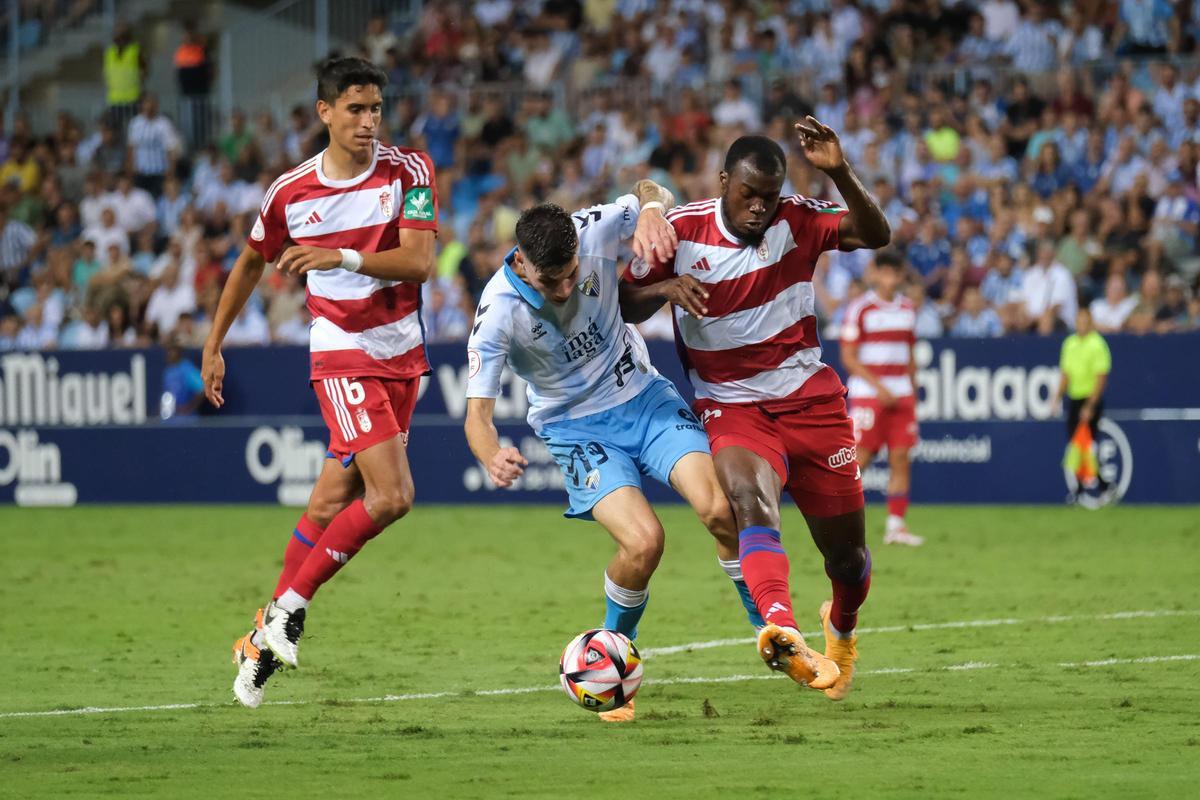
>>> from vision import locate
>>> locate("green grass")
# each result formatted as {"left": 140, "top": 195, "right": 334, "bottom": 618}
{"left": 1, "top": 504, "right": 1198, "bottom": 799}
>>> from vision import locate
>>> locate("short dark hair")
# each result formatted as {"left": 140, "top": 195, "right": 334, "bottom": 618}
{"left": 316, "top": 56, "right": 388, "bottom": 105}
{"left": 874, "top": 250, "right": 904, "bottom": 270}
{"left": 515, "top": 204, "right": 578, "bottom": 275}
{"left": 724, "top": 135, "right": 786, "bottom": 175}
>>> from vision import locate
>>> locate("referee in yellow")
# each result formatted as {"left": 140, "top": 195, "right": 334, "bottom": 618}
{"left": 1051, "top": 308, "right": 1114, "bottom": 504}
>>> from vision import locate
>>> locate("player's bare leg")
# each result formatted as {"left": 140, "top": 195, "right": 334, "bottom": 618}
{"left": 882, "top": 447, "right": 922, "bottom": 546}
{"left": 590, "top": 486, "right": 667, "bottom": 722}
{"left": 714, "top": 447, "right": 838, "bottom": 690}
{"left": 232, "top": 458, "right": 363, "bottom": 705}
{"left": 264, "top": 435, "right": 413, "bottom": 667}
{"left": 806, "top": 509, "right": 870, "bottom": 699}
{"left": 668, "top": 451, "right": 764, "bottom": 628}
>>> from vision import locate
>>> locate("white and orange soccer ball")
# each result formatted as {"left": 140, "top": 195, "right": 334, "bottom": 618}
{"left": 558, "top": 629, "right": 643, "bottom": 712}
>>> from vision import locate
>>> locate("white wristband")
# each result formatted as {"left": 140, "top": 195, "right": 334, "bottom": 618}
{"left": 642, "top": 201, "right": 665, "bottom": 214}
{"left": 339, "top": 248, "right": 363, "bottom": 273}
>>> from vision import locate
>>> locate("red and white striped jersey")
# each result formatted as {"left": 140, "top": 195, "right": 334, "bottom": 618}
{"left": 247, "top": 142, "right": 438, "bottom": 381}
{"left": 624, "top": 195, "right": 849, "bottom": 406}
{"left": 840, "top": 290, "right": 916, "bottom": 399}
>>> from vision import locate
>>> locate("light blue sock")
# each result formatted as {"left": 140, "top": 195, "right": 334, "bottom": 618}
{"left": 720, "top": 558, "right": 766, "bottom": 629}
{"left": 603, "top": 572, "right": 649, "bottom": 641}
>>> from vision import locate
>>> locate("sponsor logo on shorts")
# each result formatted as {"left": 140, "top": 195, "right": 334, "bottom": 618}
{"left": 585, "top": 469, "right": 601, "bottom": 490}
{"left": 355, "top": 407, "right": 372, "bottom": 433}
{"left": 827, "top": 446, "right": 857, "bottom": 470}
{"left": 700, "top": 408, "right": 722, "bottom": 425}
{"left": 675, "top": 407, "right": 702, "bottom": 431}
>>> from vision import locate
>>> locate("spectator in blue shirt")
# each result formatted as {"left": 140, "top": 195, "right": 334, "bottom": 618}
{"left": 907, "top": 218, "right": 952, "bottom": 283}
{"left": 161, "top": 340, "right": 205, "bottom": 422}
{"left": 1030, "top": 142, "right": 1070, "bottom": 198}
{"left": 951, "top": 287, "right": 1005, "bottom": 337}
{"left": 411, "top": 91, "right": 460, "bottom": 169}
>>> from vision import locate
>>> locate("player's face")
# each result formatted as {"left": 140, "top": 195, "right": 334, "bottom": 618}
{"left": 720, "top": 163, "right": 784, "bottom": 245}
{"left": 319, "top": 84, "right": 383, "bottom": 158}
{"left": 873, "top": 265, "right": 901, "bottom": 297}
{"left": 519, "top": 251, "right": 580, "bottom": 305}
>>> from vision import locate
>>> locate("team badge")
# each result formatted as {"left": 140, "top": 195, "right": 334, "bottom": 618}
{"left": 403, "top": 188, "right": 434, "bottom": 221}
{"left": 756, "top": 241, "right": 770, "bottom": 260}
{"left": 467, "top": 349, "right": 481, "bottom": 378}
{"left": 578, "top": 272, "right": 600, "bottom": 297}
{"left": 629, "top": 257, "right": 650, "bottom": 279}
{"left": 379, "top": 188, "right": 394, "bottom": 219}
{"left": 355, "top": 407, "right": 372, "bottom": 434}
{"left": 250, "top": 216, "right": 265, "bottom": 242}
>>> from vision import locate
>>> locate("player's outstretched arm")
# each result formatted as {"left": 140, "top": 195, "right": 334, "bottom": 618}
{"left": 630, "top": 179, "right": 677, "bottom": 269}
{"left": 464, "top": 398, "right": 528, "bottom": 489}
{"left": 202, "top": 246, "right": 267, "bottom": 408}
{"left": 795, "top": 116, "right": 891, "bottom": 251}
{"left": 618, "top": 274, "right": 709, "bottom": 324}
{"left": 275, "top": 228, "right": 436, "bottom": 283}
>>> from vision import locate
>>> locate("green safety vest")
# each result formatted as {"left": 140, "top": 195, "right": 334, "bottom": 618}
{"left": 104, "top": 43, "right": 141, "bottom": 105}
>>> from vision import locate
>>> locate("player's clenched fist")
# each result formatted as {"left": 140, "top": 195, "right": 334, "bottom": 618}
{"left": 201, "top": 348, "right": 225, "bottom": 408}
{"left": 657, "top": 275, "right": 709, "bottom": 319}
{"left": 488, "top": 446, "right": 529, "bottom": 488}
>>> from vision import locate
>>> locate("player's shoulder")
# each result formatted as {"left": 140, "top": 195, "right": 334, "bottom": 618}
{"left": 665, "top": 198, "right": 719, "bottom": 237}
{"left": 780, "top": 193, "right": 847, "bottom": 218}
{"left": 261, "top": 155, "right": 321, "bottom": 211}
{"left": 375, "top": 144, "right": 434, "bottom": 182}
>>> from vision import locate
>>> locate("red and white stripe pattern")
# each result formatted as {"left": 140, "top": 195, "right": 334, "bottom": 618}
{"left": 841, "top": 290, "right": 916, "bottom": 399}
{"left": 320, "top": 378, "right": 360, "bottom": 444}
{"left": 639, "top": 195, "right": 848, "bottom": 405}
{"left": 247, "top": 143, "right": 437, "bottom": 381}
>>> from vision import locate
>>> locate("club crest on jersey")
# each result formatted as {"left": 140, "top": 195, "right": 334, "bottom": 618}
{"left": 355, "top": 407, "right": 372, "bottom": 434}
{"left": 403, "top": 188, "right": 434, "bottom": 221}
{"left": 250, "top": 216, "right": 265, "bottom": 241}
{"left": 578, "top": 272, "right": 600, "bottom": 297}
{"left": 629, "top": 257, "right": 650, "bottom": 279}
{"left": 531, "top": 321, "right": 547, "bottom": 340}
{"left": 379, "top": 188, "right": 393, "bottom": 219}
{"left": 756, "top": 241, "right": 770, "bottom": 260}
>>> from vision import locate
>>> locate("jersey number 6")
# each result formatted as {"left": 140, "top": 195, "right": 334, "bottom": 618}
{"left": 340, "top": 378, "right": 366, "bottom": 406}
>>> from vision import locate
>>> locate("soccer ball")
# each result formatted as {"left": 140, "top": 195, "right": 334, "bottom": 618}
{"left": 558, "top": 629, "right": 643, "bottom": 712}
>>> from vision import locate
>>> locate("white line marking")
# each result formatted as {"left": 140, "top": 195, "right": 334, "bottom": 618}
{"left": 639, "top": 608, "right": 1200, "bottom": 657}
{"left": 2, "top": 608, "right": 1195, "bottom": 720}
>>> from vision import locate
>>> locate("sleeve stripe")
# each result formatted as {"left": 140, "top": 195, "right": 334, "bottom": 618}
{"left": 261, "top": 157, "right": 319, "bottom": 215}
{"left": 380, "top": 151, "right": 430, "bottom": 186}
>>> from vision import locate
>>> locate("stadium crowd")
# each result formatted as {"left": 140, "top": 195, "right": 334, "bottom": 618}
{"left": 2, "top": 0, "right": 1200, "bottom": 353}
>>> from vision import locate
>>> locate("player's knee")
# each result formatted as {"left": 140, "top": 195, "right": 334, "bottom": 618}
{"left": 367, "top": 485, "right": 414, "bottom": 525}
{"left": 697, "top": 494, "right": 736, "bottom": 540}
{"left": 307, "top": 494, "right": 354, "bottom": 528}
{"left": 826, "top": 545, "right": 869, "bottom": 582}
{"left": 621, "top": 527, "right": 665, "bottom": 577}
{"left": 726, "top": 483, "right": 778, "bottom": 529}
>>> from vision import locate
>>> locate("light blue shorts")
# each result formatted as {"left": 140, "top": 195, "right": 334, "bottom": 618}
{"left": 538, "top": 378, "right": 711, "bottom": 520}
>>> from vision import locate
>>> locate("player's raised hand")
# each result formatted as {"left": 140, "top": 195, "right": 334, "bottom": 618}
{"left": 632, "top": 205, "right": 678, "bottom": 268}
{"left": 795, "top": 116, "right": 847, "bottom": 173}
{"left": 488, "top": 446, "right": 528, "bottom": 489}
{"left": 201, "top": 348, "right": 225, "bottom": 408}
{"left": 657, "top": 275, "right": 709, "bottom": 319}
{"left": 277, "top": 245, "right": 344, "bottom": 275}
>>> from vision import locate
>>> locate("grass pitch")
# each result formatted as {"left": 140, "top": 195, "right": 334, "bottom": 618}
{"left": 1, "top": 504, "right": 1198, "bottom": 799}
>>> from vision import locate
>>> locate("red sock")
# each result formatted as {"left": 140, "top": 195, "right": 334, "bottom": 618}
{"left": 287, "top": 499, "right": 383, "bottom": 601}
{"left": 827, "top": 549, "right": 872, "bottom": 635}
{"left": 738, "top": 527, "right": 797, "bottom": 629}
{"left": 272, "top": 515, "right": 326, "bottom": 599}
{"left": 887, "top": 494, "right": 909, "bottom": 518}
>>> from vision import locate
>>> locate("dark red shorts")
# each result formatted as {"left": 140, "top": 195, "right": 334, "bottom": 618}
{"left": 694, "top": 395, "right": 864, "bottom": 517}
{"left": 849, "top": 395, "right": 919, "bottom": 454}
{"left": 312, "top": 376, "right": 419, "bottom": 465}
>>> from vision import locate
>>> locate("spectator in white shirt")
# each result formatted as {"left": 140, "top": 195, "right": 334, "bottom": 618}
{"left": 82, "top": 208, "right": 129, "bottom": 264}
{"left": 1019, "top": 240, "right": 1078, "bottom": 334}
{"left": 79, "top": 173, "right": 113, "bottom": 231}
{"left": 361, "top": 14, "right": 398, "bottom": 66}
{"left": 126, "top": 94, "right": 180, "bottom": 196}
{"left": 522, "top": 30, "right": 562, "bottom": 89}
{"left": 144, "top": 262, "right": 196, "bottom": 339}
{"left": 60, "top": 305, "right": 110, "bottom": 349}
{"left": 156, "top": 176, "right": 190, "bottom": 238}
{"left": 981, "top": 0, "right": 1021, "bottom": 42}
{"left": 110, "top": 173, "right": 158, "bottom": 234}
{"left": 195, "top": 161, "right": 246, "bottom": 216}
{"left": 712, "top": 80, "right": 762, "bottom": 130}
{"left": 1090, "top": 273, "right": 1137, "bottom": 333}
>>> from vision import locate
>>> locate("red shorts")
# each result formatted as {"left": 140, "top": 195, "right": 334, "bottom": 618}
{"left": 694, "top": 395, "right": 864, "bottom": 517}
{"left": 313, "top": 376, "right": 419, "bottom": 465}
{"left": 849, "top": 395, "right": 919, "bottom": 454}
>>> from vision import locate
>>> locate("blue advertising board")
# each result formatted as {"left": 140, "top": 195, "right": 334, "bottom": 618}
{"left": 0, "top": 333, "right": 1198, "bottom": 506}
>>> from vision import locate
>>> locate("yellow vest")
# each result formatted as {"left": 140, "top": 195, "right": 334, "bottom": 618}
{"left": 104, "top": 43, "right": 141, "bottom": 105}
{"left": 1060, "top": 331, "right": 1111, "bottom": 400}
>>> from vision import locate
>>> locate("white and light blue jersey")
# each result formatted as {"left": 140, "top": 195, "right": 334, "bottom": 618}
{"left": 466, "top": 194, "right": 659, "bottom": 432}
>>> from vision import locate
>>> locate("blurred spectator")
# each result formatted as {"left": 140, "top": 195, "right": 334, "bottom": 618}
{"left": 175, "top": 20, "right": 214, "bottom": 149}
{"left": 160, "top": 340, "right": 205, "bottom": 421}
{"left": 127, "top": 94, "right": 180, "bottom": 196}
{"left": 82, "top": 207, "right": 128, "bottom": 263}
{"left": 362, "top": 14, "right": 398, "bottom": 65}
{"left": 60, "top": 305, "right": 110, "bottom": 350}
{"left": 103, "top": 22, "right": 145, "bottom": 133}
{"left": 950, "top": 287, "right": 1003, "bottom": 336}
{"left": 110, "top": 173, "right": 157, "bottom": 234}
{"left": 905, "top": 281, "right": 944, "bottom": 338}
{"left": 411, "top": 91, "right": 461, "bottom": 170}
{"left": 0, "top": 140, "right": 41, "bottom": 193}
{"left": 423, "top": 281, "right": 469, "bottom": 343}
{"left": 1018, "top": 240, "right": 1077, "bottom": 334}
{"left": 144, "top": 262, "right": 196, "bottom": 340}
{"left": 0, "top": 202, "right": 37, "bottom": 288}
{"left": 1090, "top": 273, "right": 1137, "bottom": 333}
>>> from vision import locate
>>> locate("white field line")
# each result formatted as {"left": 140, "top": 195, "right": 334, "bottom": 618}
{"left": 638, "top": 608, "right": 1200, "bottom": 657}
{"left": 3, "top": 653, "right": 1197, "bottom": 720}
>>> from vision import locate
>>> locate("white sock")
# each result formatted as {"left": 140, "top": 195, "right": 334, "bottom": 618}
{"left": 275, "top": 588, "right": 310, "bottom": 613}
{"left": 717, "top": 557, "right": 743, "bottom": 582}
{"left": 604, "top": 572, "right": 648, "bottom": 608}
{"left": 828, "top": 620, "right": 854, "bottom": 640}
{"left": 886, "top": 514, "right": 904, "bottom": 530}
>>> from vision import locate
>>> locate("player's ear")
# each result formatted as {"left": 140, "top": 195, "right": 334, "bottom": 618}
{"left": 316, "top": 99, "right": 332, "bottom": 126}
{"left": 719, "top": 171, "right": 729, "bottom": 194}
